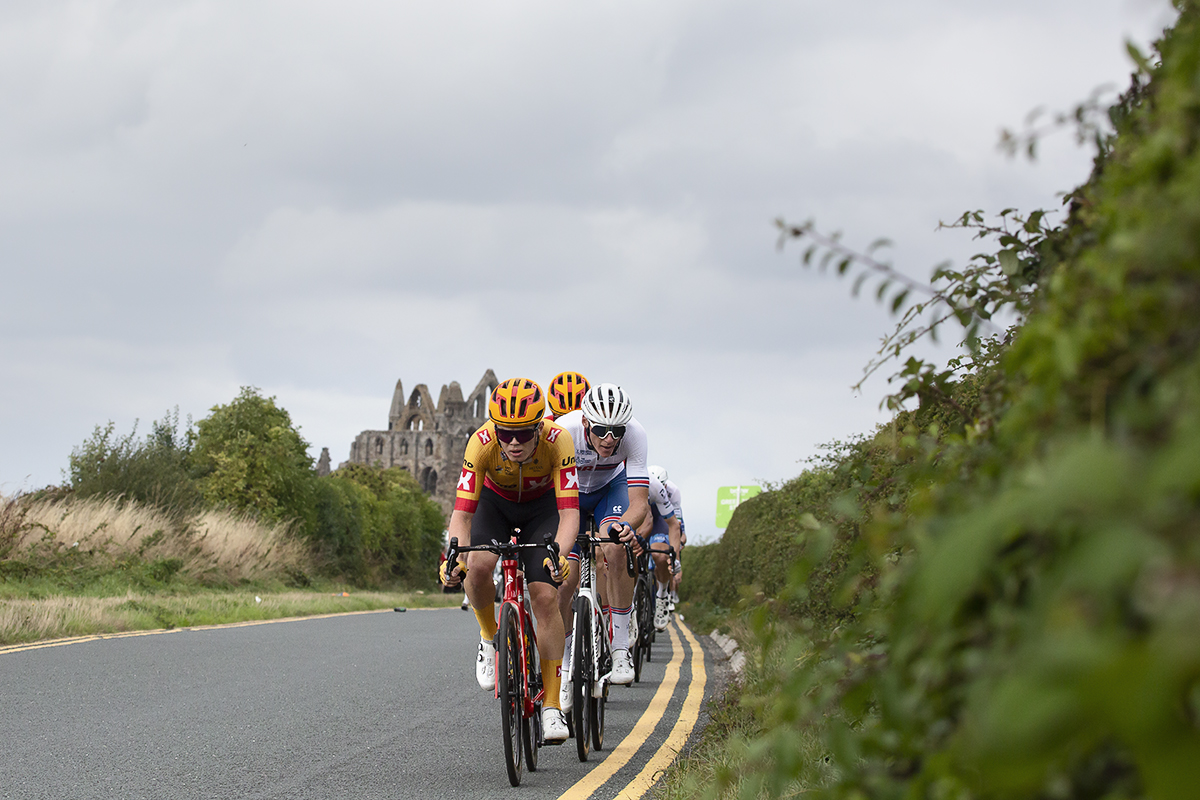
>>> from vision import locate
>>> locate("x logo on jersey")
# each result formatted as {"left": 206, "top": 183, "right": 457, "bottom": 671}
{"left": 457, "top": 470, "right": 476, "bottom": 493}
{"left": 560, "top": 468, "right": 579, "bottom": 491}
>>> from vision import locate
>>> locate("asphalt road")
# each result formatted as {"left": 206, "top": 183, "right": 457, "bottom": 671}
{"left": 0, "top": 606, "right": 717, "bottom": 800}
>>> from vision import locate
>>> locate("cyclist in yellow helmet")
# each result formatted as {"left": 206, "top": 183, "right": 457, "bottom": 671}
{"left": 546, "top": 371, "right": 590, "bottom": 421}
{"left": 441, "top": 377, "right": 580, "bottom": 743}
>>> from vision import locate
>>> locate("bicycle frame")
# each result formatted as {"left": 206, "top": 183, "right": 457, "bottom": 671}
{"left": 446, "top": 533, "right": 554, "bottom": 785}
{"left": 567, "top": 519, "right": 634, "bottom": 760}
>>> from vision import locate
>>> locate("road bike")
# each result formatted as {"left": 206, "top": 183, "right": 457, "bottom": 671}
{"left": 566, "top": 519, "right": 635, "bottom": 761}
{"left": 629, "top": 534, "right": 655, "bottom": 682}
{"left": 445, "top": 532, "right": 557, "bottom": 786}
{"left": 630, "top": 537, "right": 677, "bottom": 681}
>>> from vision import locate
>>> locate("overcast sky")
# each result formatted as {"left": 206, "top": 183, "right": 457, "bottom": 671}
{"left": 0, "top": 0, "right": 1176, "bottom": 544}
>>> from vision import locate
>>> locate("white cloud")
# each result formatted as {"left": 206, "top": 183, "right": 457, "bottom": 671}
{"left": 0, "top": 0, "right": 1178, "bottom": 544}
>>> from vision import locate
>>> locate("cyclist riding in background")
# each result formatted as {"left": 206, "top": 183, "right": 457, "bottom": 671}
{"left": 645, "top": 467, "right": 683, "bottom": 631}
{"left": 545, "top": 371, "right": 590, "bottom": 421}
{"left": 440, "top": 377, "right": 580, "bottom": 743}
{"left": 649, "top": 465, "right": 686, "bottom": 609}
{"left": 553, "top": 383, "right": 649, "bottom": 702}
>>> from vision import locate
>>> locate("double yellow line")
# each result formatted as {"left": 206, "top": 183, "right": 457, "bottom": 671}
{"left": 559, "top": 618, "right": 708, "bottom": 800}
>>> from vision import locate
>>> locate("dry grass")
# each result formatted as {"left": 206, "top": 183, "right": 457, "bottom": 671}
{"left": 2, "top": 494, "right": 312, "bottom": 583}
{"left": 0, "top": 494, "right": 461, "bottom": 645}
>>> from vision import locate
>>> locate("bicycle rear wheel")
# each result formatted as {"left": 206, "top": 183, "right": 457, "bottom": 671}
{"left": 522, "top": 615, "right": 540, "bottom": 773}
{"left": 572, "top": 596, "right": 592, "bottom": 762}
{"left": 498, "top": 604, "right": 523, "bottom": 786}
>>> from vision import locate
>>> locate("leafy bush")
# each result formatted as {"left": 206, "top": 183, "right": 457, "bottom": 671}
{"left": 692, "top": 7, "right": 1200, "bottom": 799}
{"left": 310, "top": 464, "right": 445, "bottom": 587}
{"left": 67, "top": 408, "right": 201, "bottom": 512}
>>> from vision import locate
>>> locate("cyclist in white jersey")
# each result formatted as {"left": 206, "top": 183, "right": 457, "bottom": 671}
{"left": 553, "top": 384, "right": 649, "bottom": 701}
{"left": 644, "top": 468, "right": 683, "bottom": 630}
{"left": 649, "top": 465, "right": 686, "bottom": 609}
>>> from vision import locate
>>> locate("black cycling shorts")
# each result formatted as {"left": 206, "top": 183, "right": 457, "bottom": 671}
{"left": 470, "top": 487, "right": 560, "bottom": 586}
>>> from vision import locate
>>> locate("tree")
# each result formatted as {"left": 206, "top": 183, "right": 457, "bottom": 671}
{"left": 190, "top": 387, "right": 315, "bottom": 527}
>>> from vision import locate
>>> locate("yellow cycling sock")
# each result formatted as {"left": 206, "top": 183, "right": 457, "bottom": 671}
{"left": 474, "top": 603, "right": 498, "bottom": 640}
{"left": 542, "top": 658, "right": 563, "bottom": 710}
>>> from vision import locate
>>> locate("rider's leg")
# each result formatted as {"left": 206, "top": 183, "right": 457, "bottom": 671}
{"left": 602, "top": 541, "right": 635, "bottom": 646}
{"left": 529, "top": 580, "right": 565, "bottom": 709}
{"left": 558, "top": 554, "right": 581, "bottom": 675}
{"left": 465, "top": 550, "right": 501, "bottom": 639}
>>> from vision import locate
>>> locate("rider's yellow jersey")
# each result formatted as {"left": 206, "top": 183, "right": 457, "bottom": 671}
{"left": 454, "top": 420, "right": 580, "bottom": 514}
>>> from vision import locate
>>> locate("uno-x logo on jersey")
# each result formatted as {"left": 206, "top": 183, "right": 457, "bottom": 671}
{"left": 560, "top": 468, "right": 579, "bottom": 491}
{"left": 546, "top": 427, "right": 561, "bottom": 444}
{"left": 457, "top": 469, "right": 476, "bottom": 493}
{"left": 524, "top": 476, "right": 551, "bottom": 492}
{"left": 476, "top": 428, "right": 492, "bottom": 445}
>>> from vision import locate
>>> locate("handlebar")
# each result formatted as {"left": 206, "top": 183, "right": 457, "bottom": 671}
{"left": 448, "top": 533, "right": 564, "bottom": 583}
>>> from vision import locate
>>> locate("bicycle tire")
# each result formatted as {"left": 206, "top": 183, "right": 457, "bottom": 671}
{"left": 522, "top": 615, "right": 540, "bottom": 772}
{"left": 633, "top": 575, "right": 652, "bottom": 681}
{"left": 572, "top": 596, "right": 592, "bottom": 762}
{"left": 590, "top": 615, "right": 606, "bottom": 752}
{"left": 630, "top": 587, "right": 643, "bottom": 683}
{"left": 498, "top": 604, "right": 523, "bottom": 786}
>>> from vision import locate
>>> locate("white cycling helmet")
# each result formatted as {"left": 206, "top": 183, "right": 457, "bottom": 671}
{"left": 648, "top": 465, "right": 668, "bottom": 485}
{"left": 580, "top": 383, "right": 633, "bottom": 426}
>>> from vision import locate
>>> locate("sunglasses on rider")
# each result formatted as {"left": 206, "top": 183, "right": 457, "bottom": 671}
{"left": 588, "top": 423, "right": 626, "bottom": 440}
{"left": 495, "top": 426, "right": 539, "bottom": 444}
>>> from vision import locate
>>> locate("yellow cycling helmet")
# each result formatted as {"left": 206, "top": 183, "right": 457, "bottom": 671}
{"left": 489, "top": 378, "right": 546, "bottom": 427}
{"left": 547, "top": 371, "right": 590, "bottom": 417}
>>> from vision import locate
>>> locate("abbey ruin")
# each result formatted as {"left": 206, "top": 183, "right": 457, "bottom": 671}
{"left": 344, "top": 369, "right": 499, "bottom": 517}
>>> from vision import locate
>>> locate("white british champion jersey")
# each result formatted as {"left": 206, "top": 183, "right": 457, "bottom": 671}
{"left": 554, "top": 410, "right": 650, "bottom": 495}
{"left": 665, "top": 479, "right": 684, "bottom": 530}
{"left": 648, "top": 473, "right": 677, "bottom": 518}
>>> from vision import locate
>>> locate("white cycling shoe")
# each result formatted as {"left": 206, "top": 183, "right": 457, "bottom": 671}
{"left": 654, "top": 605, "right": 670, "bottom": 632}
{"left": 560, "top": 678, "right": 573, "bottom": 713}
{"left": 542, "top": 708, "right": 570, "bottom": 742}
{"left": 476, "top": 638, "right": 496, "bottom": 690}
{"left": 610, "top": 649, "right": 634, "bottom": 685}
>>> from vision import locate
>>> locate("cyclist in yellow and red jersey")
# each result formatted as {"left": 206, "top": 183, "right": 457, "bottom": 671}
{"left": 545, "top": 371, "right": 590, "bottom": 421}
{"left": 441, "top": 377, "right": 579, "bottom": 742}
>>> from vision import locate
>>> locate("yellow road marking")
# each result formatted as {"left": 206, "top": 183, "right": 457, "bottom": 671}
{"left": 0, "top": 606, "right": 432, "bottom": 656}
{"left": 558, "top": 617, "right": 708, "bottom": 800}
{"left": 612, "top": 621, "right": 707, "bottom": 799}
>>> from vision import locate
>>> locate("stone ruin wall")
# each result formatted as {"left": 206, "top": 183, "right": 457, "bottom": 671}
{"left": 342, "top": 369, "right": 499, "bottom": 519}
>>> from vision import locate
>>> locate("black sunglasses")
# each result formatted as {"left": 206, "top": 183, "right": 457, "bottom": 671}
{"left": 495, "top": 426, "right": 539, "bottom": 444}
{"left": 589, "top": 423, "right": 626, "bottom": 440}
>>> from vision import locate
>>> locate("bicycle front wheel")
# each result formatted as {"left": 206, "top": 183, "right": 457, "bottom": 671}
{"left": 498, "top": 604, "right": 523, "bottom": 786}
{"left": 522, "top": 614, "right": 540, "bottom": 773}
{"left": 572, "top": 596, "right": 592, "bottom": 762}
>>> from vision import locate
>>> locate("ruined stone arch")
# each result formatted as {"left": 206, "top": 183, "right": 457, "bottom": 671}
{"left": 420, "top": 466, "right": 438, "bottom": 495}
{"left": 466, "top": 369, "right": 499, "bottom": 421}
{"left": 425, "top": 439, "right": 433, "bottom": 456}
{"left": 395, "top": 384, "right": 436, "bottom": 433}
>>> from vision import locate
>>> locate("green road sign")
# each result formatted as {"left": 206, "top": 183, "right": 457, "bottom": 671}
{"left": 716, "top": 485, "right": 762, "bottom": 528}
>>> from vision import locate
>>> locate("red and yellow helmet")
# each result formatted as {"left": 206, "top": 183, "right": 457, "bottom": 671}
{"left": 489, "top": 378, "right": 546, "bottom": 427}
{"left": 547, "top": 371, "right": 590, "bottom": 417}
